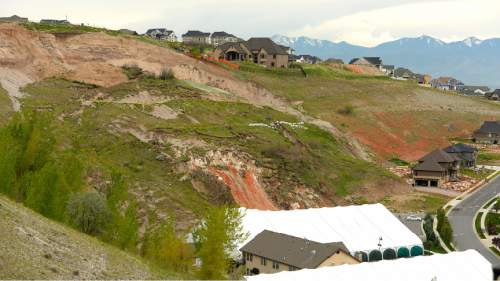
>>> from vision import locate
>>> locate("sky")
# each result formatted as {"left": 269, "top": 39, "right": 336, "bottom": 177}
{"left": 2, "top": 0, "right": 500, "bottom": 47}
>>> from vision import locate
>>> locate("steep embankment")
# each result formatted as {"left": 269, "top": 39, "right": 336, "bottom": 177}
{"left": 237, "top": 64, "right": 500, "bottom": 161}
{"left": 0, "top": 195, "right": 163, "bottom": 279}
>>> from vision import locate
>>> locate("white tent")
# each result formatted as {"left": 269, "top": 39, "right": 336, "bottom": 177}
{"left": 240, "top": 204, "right": 423, "bottom": 260}
{"left": 246, "top": 250, "right": 492, "bottom": 281}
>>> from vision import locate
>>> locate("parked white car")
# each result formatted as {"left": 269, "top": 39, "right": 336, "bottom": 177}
{"left": 406, "top": 215, "right": 422, "bottom": 221}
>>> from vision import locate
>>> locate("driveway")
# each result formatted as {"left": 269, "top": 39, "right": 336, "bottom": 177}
{"left": 448, "top": 175, "right": 500, "bottom": 265}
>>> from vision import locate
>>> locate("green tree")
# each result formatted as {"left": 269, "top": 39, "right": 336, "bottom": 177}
{"left": 494, "top": 199, "right": 500, "bottom": 213}
{"left": 143, "top": 216, "right": 193, "bottom": 272}
{"left": 193, "top": 206, "right": 247, "bottom": 280}
{"left": 67, "top": 192, "right": 111, "bottom": 235}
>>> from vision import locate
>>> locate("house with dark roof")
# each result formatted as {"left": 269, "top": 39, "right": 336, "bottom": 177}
{"left": 0, "top": 15, "right": 28, "bottom": 23}
{"left": 473, "top": 121, "right": 500, "bottom": 144}
{"left": 210, "top": 31, "right": 241, "bottom": 47}
{"left": 119, "top": 29, "right": 138, "bottom": 36}
{"left": 444, "top": 143, "right": 478, "bottom": 167}
{"left": 182, "top": 30, "right": 211, "bottom": 45}
{"left": 240, "top": 230, "right": 358, "bottom": 276}
{"left": 145, "top": 28, "right": 176, "bottom": 42}
{"left": 394, "top": 67, "right": 415, "bottom": 80}
{"left": 382, "top": 65, "right": 395, "bottom": 76}
{"left": 349, "top": 57, "right": 383, "bottom": 69}
{"left": 485, "top": 89, "right": 500, "bottom": 101}
{"left": 214, "top": 38, "right": 289, "bottom": 68}
{"left": 459, "top": 86, "right": 490, "bottom": 96}
{"left": 291, "top": 54, "right": 322, "bottom": 64}
{"left": 412, "top": 149, "right": 460, "bottom": 187}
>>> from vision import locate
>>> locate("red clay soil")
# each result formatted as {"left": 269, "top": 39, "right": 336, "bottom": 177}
{"left": 209, "top": 165, "right": 277, "bottom": 211}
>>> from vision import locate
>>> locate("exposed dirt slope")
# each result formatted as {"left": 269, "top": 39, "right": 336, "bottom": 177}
{"left": 0, "top": 195, "right": 162, "bottom": 280}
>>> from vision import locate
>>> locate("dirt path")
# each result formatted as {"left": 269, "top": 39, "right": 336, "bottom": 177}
{"left": 0, "top": 68, "right": 33, "bottom": 111}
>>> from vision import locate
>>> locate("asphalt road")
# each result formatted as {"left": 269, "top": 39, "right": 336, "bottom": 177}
{"left": 449, "top": 175, "right": 500, "bottom": 265}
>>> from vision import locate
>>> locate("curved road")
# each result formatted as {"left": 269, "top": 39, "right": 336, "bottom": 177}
{"left": 449, "top": 175, "right": 500, "bottom": 265}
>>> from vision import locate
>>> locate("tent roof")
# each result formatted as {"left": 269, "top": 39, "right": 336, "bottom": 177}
{"left": 240, "top": 204, "right": 422, "bottom": 254}
{"left": 246, "top": 250, "right": 492, "bottom": 281}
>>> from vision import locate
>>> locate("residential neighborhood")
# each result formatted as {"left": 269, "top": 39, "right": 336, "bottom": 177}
{"left": 214, "top": 38, "right": 290, "bottom": 68}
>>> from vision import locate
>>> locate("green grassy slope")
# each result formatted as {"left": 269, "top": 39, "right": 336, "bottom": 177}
{"left": 0, "top": 83, "right": 13, "bottom": 123}
{"left": 234, "top": 64, "right": 500, "bottom": 161}
{"left": 0, "top": 195, "right": 167, "bottom": 279}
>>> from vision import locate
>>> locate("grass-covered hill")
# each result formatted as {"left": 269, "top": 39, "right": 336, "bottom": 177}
{"left": 0, "top": 194, "right": 166, "bottom": 279}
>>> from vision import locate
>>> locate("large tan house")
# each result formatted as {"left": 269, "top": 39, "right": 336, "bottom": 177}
{"left": 240, "top": 230, "right": 359, "bottom": 276}
{"left": 214, "top": 38, "right": 289, "bottom": 68}
{"left": 473, "top": 121, "right": 500, "bottom": 144}
{"left": 412, "top": 149, "right": 460, "bottom": 187}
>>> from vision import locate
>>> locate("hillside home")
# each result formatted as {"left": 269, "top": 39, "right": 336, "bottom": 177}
{"left": 444, "top": 143, "right": 478, "bottom": 168}
{"left": 210, "top": 31, "right": 241, "bottom": 47}
{"left": 0, "top": 15, "right": 28, "bottom": 23}
{"left": 486, "top": 89, "right": 500, "bottom": 100}
{"left": 145, "top": 28, "right": 176, "bottom": 41}
{"left": 182, "top": 30, "right": 211, "bottom": 45}
{"left": 460, "top": 86, "right": 490, "bottom": 96}
{"left": 416, "top": 74, "right": 432, "bottom": 85}
{"left": 394, "top": 67, "right": 415, "bottom": 80}
{"left": 278, "top": 45, "right": 294, "bottom": 55}
{"left": 239, "top": 204, "right": 423, "bottom": 264}
{"left": 291, "top": 54, "right": 322, "bottom": 64}
{"left": 214, "top": 38, "right": 289, "bottom": 68}
{"left": 412, "top": 149, "right": 460, "bottom": 187}
{"left": 473, "top": 121, "right": 500, "bottom": 144}
{"left": 241, "top": 230, "right": 358, "bottom": 276}
{"left": 40, "top": 19, "right": 70, "bottom": 25}
{"left": 382, "top": 65, "right": 395, "bottom": 76}
{"left": 349, "top": 57, "right": 383, "bottom": 70}
{"left": 430, "top": 77, "right": 464, "bottom": 91}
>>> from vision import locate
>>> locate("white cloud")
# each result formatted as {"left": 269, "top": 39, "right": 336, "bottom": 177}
{"left": 291, "top": 0, "right": 500, "bottom": 46}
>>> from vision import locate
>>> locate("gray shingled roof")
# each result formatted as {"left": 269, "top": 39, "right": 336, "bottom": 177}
{"left": 419, "top": 149, "right": 459, "bottom": 163}
{"left": 444, "top": 143, "right": 478, "bottom": 154}
{"left": 211, "top": 31, "right": 236, "bottom": 38}
{"left": 183, "top": 30, "right": 210, "bottom": 37}
{"left": 243, "top": 38, "right": 288, "bottom": 55}
{"left": 240, "top": 230, "right": 350, "bottom": 269}
{"left": 217, "top": 42, "right": 247, "bottom": 54}
{"left": 475, "top": 121, "right": 500, "bottom": 134}
{"left": 413, "top": 160, "right": 445, "bottom": 172}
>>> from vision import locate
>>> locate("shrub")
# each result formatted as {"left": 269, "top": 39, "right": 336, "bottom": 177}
{"left": 337, "top": 104, "right": 355, "bottom": 115}
{"left": 122, "top": 64, "right": 143, "bottom": 80}
{"left": 158, "top": 68, "right": 175, "bottom": 80}
{"left": 67, "top": 192, "right": 111, "bottom": 235}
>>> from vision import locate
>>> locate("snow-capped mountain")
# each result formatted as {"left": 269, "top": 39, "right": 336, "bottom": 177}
{"left": 272, "top": 34, "right": 500, "bottom": 88}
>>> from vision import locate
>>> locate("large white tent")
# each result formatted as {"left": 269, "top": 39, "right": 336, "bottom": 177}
{"left": 240, "top": 203, "right": 423, "bottom": 261}
{"left": 246, "top": 250, "right": 492, "bottom": 281}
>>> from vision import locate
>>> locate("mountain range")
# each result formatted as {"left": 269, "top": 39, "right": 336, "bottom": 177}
{"left": 272, "top": 35, "right": 500, "bottom": 89}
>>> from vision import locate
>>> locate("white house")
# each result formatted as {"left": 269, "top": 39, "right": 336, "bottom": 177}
{"left": 239, "top": 204, "right": 423, "bottom": 262}
{"left": 246, "top": 250, "right": 492, "bottom": 281}
{"left": 145, "top": 28, "right": 177, "bottom": 42}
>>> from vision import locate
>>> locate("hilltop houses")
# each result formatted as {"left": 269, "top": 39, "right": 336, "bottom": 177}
{"left": 182, "top": 30, "right": 211, "bottom": 45}
{"left": 145, "top": 28, "right": 177, "bottom": 41}
{"left": 210, "top": 31, "right": 241, "bottom": 47}
{"left": 486, "top": 89, "right": 500, "bottom": 100}
{"left": 0, "top": 15, "right": 28, "bottom": 23}
{"left": 40, "top": 19, "right": 70, "bottom": 25}
{"left": 290, "top": 54, "right": 322, "bottom": 64}
{"left": 214, "top": 38, "right": 289, "bottom": 68}
{"left": 443, "top": 143, "right": 478, "bottom": 168}
{"left": 473, "top": 121, "right": 500, "bottom": 144}
{"left": 430, "top": 77, "right": 464, "bottom": 91}
{"left": 459, "top": 86, "right": 490, "bottom": 96}
{"left": 349, "top": 57, "right": 383, "bottom": 70}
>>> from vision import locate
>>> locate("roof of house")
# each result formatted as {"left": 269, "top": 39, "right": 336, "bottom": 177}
{"left": 243, "top": 38, "right": 288, "bottom": 55}
{"left": 245, "top": 250, "right": 492, "bottom": 281}
{"left": 349, "top": 57, "right": 382, "bottom": 66}
{"left": 383, "top": 65, "right": 395, "bottom": 70}
{"left": 217, "top": 42, "right": 248, "bottom": 54}
{"left": 486, "top": 89, "right": 500, "bottom": 98}
{"left": 146, "top": 28, "right": 174, "bottom": 35}
{"left": 240, "top": 230, "right": 350, "bottom": 269}
{"left": 211, "top": 31, "right": 236, "bottom": 38}
{"left": 419, "top": 149, "right": 459, "bottom": 163}
{"left": 239, "top": 204, "right": 422, "bottom": 256}
{"left": 394, "top": 67, "right": 414, "bottom": 78}
{"left": 444, "top": 143, "right": 478, "bottom": 154}
{"left": 412, "top": 159, "right": 445, "bottom": 172}
{"left": 475, "top": 121, "right": 500, "bottom": 134}
{"left": 182, "top": 30, "right": 210, "bottom": 37}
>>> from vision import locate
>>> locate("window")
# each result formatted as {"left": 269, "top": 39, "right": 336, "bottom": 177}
{"left": 272, "top": 261, "right": 279, "bottom": 269}
{"left": 273, "top": 54, "right": 277, "bottom": 59}
{"left": 245, "top": 253, "right": 253, "bottom": 262}
{"left": 261, "top": 257, "right": 267, "bottom": 266}
{"left": 288, "top": 265, "right": 294, "bottom": 271}
{"left": 261, "top": 54, "right": 265, "bottom": 59}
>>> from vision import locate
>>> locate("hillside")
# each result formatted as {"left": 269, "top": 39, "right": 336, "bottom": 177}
{"left": 272, "top": 34, "right": 500, "bottom": 88}
{"left": 0, "top": 23, "right": 461, "bottom": 232}
{"left": 0, "top": 195, "right": 164, "bottom": 279}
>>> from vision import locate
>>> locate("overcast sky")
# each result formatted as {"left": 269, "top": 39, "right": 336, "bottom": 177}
{"left": 2, "top": 0, "right": 499, "bottom": 46}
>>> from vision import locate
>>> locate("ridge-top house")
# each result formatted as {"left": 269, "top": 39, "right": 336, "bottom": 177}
{"left": 40, "top": 19, "right": 70, "bottom": 25}
{"left": 0, "top": 15, "right": 28, "bottom": 23}
{"left": 210, "top": 31, "right": 241, "bottom": 47}
{"left": 349, "top": 57, "right": 383, "bottom": 70}
{"left": 486, "top": 89, "right": 500, "bottom": 100}
{"left": 291, "top": 54, "right": 322, "bottom": 64}
{"left": 145, "top": 28, "right": 177, "bottom": 42}
{"left": 459, "top": 86, "right": 490, "bottom": 96}
{"left": 473, "top": 121, "right": 500, "bottom": 144}
{"left": 241, "top": 230, "right": 359, "bottom": 276}
{"left": 214, "top": 37, "right": 289, "bottom": 68}
{"left": 412, "top": 149, "right": 460, "bottom": 187}
{"left": 443, "top": 143, "right": 478, "bottom": 167}
{"left": 182, "top": 30, "right": 211, "bottom": 45}
{"left": 430, "top": 77, "right": 464, "bottom": 91}
{"left": 239, "top": 204, "right": 423, "bottom": 266}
